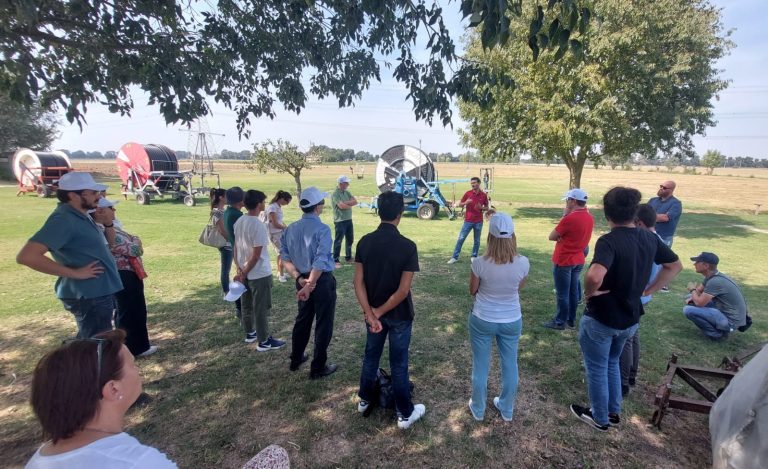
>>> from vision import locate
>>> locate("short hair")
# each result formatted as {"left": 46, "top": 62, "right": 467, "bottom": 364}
{"left": 377, "top": 191, "right": 404, "bottom": 222}
{"left": 30, "top": 329, "right": 126, "bottom": 443}
{"left": 56, "top": 189, "right": 79, "bottom": 204}
{"left": 270, "top": 190, "right": 292, "bottom": 204}
{"left": 225, "top": 186, "right": 244, "bottom": 205}
{"left": 635, "top": 203, "right": 657, "bottom": 228}
{"left": 471, "top": 177, "right": 481, "bottom": 184}
{"left": 572, "top": 199, "right": 587, "bottom": 207}
{"left": 244, "top": 190, "right": 266, "bottom": 211}
{"left": 300, "top": 200, "right": 323, "bottom": 213}
{"left": 602, "top": 186, "right": 642, "bottom": 224}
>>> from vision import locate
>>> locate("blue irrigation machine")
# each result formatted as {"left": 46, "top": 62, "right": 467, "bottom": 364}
{"left": 362, "top": 145, "right": 469, "bottom": 220}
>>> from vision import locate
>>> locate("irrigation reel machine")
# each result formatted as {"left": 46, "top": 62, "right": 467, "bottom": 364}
{"left": 364, "top": 145, "right": 492, "bottom": 220}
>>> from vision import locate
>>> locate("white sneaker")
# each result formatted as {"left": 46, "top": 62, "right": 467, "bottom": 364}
{"left": 357, "top": 400, "right": 369, "bottom": 413}
{"left": 493, "top": 396, "right": 513, "bottom": 422}
{"left": 278, "top": 274, "right": 288, "bottom": 283}
{"left": 447, "top": 258, "right": 458, "bottom": 264}
{"left": 398, "top": 404, "right": 426, "bottom": 429}
{"left": 137, "top": 345, "right": 158, "bottom": 358}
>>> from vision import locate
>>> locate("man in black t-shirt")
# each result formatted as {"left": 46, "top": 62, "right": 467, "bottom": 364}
{"left": 353, "top": 191, "right": 425, "bottom": 430}
{"left": 570, "top": 187, "right": 682, "bottom": 432}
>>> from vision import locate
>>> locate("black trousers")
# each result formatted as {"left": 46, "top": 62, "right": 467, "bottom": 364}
{"left": 333, "top": 220, "right": 354, "bottom": 262}
{"left": 291, "top": 272, "right": 336, "bottom": 373}
{"left": 115, "top": 270, "right": 151, "bottom": 356}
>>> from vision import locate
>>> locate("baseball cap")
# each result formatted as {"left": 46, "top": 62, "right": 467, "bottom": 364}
{"left": 96, "top": 198, "right": 119, "bottom": 208}
{"left": 224, "top": 281, "right": 246, "bottom": 302}
{"left": 299, "top": 186, "right": 328, "bottom": 208}
{"left": 58, "top": 172, "right": 108, "bottom": 192}
{"left": 690, "top": 252, "right": 719, "bottom": 265}
{"left": 338, "top": 175, "right": 350, "bottom": 184}
{"left": 488, "top": 212, "right": 515, "bottom": 239}
{"left": 562, "top": 188, "right": 588, "bottom": 202}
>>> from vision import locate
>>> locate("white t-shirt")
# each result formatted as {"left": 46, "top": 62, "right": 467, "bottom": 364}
{"left": 471, "top": 254, "right": 530, "bottom": 323}
{"left": 233, "top": 215, "right": 271, "bottom": 280}
{"left": 260, "top": 202, "right": 284, "bottom": 234}
{"left": 25, "top": 433, "right": 177, "bottom": 469}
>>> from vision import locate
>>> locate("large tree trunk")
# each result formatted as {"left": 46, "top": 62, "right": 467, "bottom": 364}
{"left": 569, "top": 163, "right": 584, "bottom": 189}
{"left": 293, "top": 172, "right": 302, "bottom": 196}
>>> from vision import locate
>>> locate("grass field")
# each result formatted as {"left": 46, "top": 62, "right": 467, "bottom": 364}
{"left": 1, "top": 162, "right": 767, "bottom": 468}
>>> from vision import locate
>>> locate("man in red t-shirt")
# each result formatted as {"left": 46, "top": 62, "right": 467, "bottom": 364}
{"left": 448, "top": 177, "right": 489, "bottom": 264}
{"left": 543, "top": 188, "right": 594, "bottom": 330}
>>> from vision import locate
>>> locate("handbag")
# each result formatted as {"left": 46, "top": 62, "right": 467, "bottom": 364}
{"left": 199, "top": 214, "right": 229, "bottom": 248}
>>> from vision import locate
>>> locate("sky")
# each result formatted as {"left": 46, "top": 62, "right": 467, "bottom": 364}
{"left": 53, "top": 1, "right": 768, "bottom": 159}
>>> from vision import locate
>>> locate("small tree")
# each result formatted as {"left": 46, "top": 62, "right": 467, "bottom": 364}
{"left": 0, "top": 92, "right": 58, "bottom": 155}
{"left": 701, "top": 149, "right": 726, "bottom": 175}
{"left": 248, "top": 140, "right": 311, "bottom": 195}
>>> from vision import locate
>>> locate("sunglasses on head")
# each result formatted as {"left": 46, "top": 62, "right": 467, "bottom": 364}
{"left": 62, "top": 337, "right": 108, "bottom": 385}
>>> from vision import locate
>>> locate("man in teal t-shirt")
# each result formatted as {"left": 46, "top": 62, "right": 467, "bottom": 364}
{"left": 17, "top": 172, "right": 122, "bottom": 338}
{"left": 331, "top": 175, "right": 357, "bottom": 267}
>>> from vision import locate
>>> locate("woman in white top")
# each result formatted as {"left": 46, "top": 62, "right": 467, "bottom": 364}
{"left": 26, "top": 330, "right": 176, "bottom": 469}
{"left": 467, "top": 213, "right": 530, "bottom": 422}
{"left": 260, "top": 190, "right": 292, "bottom": 282}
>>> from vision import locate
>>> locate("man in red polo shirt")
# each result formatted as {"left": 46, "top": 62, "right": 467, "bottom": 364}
{"left": 543, "top": 188, "right": 594, "bottom": 330}
{"left": 448, "top": 177, "right": 489, "bottom": 264}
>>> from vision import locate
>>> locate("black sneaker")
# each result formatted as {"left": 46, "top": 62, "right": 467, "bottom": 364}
{"left": 542, "top": 320, "right": 565, "bottom": 330}
{"left": 569, "top": 404, "right": 609, "bottom": 432}
{"left": 309, "top": 363, "right": 338, "bottom": 379}
{"left": 256, "top": 336, "right": 286, "bottom": 352}
{"left": 244, "top": 331, "right": 258, "bottom": 344}
{"left": 628, "top": 377, "right": 636, "bottom": 387}
{"left": 566, "top": 321, "right": 576, "bottom": 329}
{"left": 608, "top": 413, "right": 620, "bottom": 426}
{"left": 621, "top": 384, "right": 630, "bottom": 397}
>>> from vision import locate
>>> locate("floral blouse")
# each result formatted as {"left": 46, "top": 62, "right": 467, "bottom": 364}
{"left": 111, "top": 228, "right": 144, "bottom": 272}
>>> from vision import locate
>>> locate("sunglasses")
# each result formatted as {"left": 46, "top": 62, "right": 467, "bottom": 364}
{"left": 62, "top": 337, "right": 108, "bottom": 385}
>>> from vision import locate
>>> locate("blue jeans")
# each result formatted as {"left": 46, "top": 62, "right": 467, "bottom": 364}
{"left": 468, "top": 314, "right": 522, "bottom": 420}
{"left": 60, "top": 294, "right": 115, "bottom": 338}
{"left": 219, "top": 247, "right": 241, "bottom": 313}
{"left": 451, "top": 221, "right": 483, "bottom": 260}
{"left": 358, "top": 317, "right": 414, "bottom": 418}
{"left": 661, "top": 235, "right": 674, "bottom": 248}
{"left": 683, "top": 303, "right": 731, "bottom": 339}
{"left": 579, "top": 315, "right": 638, "bottom": 426}
{"left": 552, "top": 264, "right": 583, "bottom": 325}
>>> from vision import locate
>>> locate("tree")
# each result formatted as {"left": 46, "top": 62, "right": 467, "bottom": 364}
{"left": 248, "top": 140, "right": 311, "bottom": 195}
{"left": 1, "top": 1, "right": 589, "bottom": 134}
{"left": 458, "top": 0, "right": 731, "bottom": 188}
{"left": 701, "top": 149, "right": 726, "bottom": 175}
{"left": 0, "top": 91, "right": 58, "bottom": 156}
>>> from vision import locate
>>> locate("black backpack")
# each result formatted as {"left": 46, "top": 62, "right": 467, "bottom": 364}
{"left": 361, "top": 368, "right": 415, "bottom": 418}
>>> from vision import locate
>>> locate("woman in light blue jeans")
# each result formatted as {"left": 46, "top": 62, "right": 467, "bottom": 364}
{"left": 468, "top": 213, "right": 529, "bottom": 421}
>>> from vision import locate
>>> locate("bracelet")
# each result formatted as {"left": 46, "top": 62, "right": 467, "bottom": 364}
{"left": 104, "top": 224, "right": 114, "bottom": 228}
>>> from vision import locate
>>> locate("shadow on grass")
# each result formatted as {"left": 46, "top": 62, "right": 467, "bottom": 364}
{"left": 2, "top": 248, "right": 766, "bottom": 468}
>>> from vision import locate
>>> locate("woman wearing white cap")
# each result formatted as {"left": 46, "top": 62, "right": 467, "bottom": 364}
{"left": 91, "top": 199, "right": 157, "bottom": 358}
{"left": 467, "top": 212, "right": 529, "bottom": 422}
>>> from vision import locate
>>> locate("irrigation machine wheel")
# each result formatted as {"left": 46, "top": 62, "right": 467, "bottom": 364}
{"left": 136, "top": 191, "right": 150, "bottom": 205}
{"left": 417, "top": 202, "right": 438, "bottom": 220}
{"left": 36, "top": 185, "right": 50, "bottom": 198}
{"left": 183, "top": 194, "right": 196, "bottom": 207}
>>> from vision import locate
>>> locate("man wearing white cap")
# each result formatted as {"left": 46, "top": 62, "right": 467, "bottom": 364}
{"left": 17, "top": 172, "right": 122, "bottom": 338}
{"left": 331, "top": 175, "right": 357, "bottom": 268}
{"left": 543, "top": 188, "right": 594, "bottom": 330}
{"left": 280, "top": 187, "right": 339, "bottom": 379}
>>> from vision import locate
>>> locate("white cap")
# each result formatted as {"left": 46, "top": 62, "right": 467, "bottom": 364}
{"left": 562, "top": 188, "right": 588, "bottom": 202}
{"left": 96, "top": 198, "right": 119, "bottom": 208}
{"left": 338, "top": 175, "right": 350, "bottom": 184}
{"left": 299, "top": 186, "right": 328, "bottom": 208}
{"left": 58, "top": 172, "right": 108, "bottom": 192}
{"left": 488, "top": 212, "right": 515, "bottom": 238}
{"left": 224, "top": 281, "right": 246, "bottom": 302}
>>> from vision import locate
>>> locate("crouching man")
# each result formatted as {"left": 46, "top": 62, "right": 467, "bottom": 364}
{"left": 684, "top": 252, "right": 749, "bottom": 341}
{"left": 353, "top": 191, "right": 425, "bottom": 429}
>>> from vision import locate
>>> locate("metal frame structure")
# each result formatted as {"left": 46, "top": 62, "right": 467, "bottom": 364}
{"left": 15, "top": 162, "right": 71, "bottom": 197}
{"left": 122, "top": 168, "right": 196, "bottom": 207}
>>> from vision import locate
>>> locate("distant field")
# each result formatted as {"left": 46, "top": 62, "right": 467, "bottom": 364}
{"left": 1, "top": 162, "right": 766, "bottom": 468}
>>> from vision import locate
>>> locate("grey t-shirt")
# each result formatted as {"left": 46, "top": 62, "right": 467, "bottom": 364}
{"left": 703, "top": 273, "right": 747, "bottom": 328}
